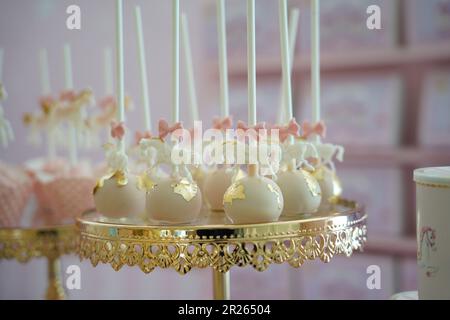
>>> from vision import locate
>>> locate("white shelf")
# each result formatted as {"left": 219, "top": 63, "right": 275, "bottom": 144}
{"left": 343, "top": 146, "right": 450, "bottom": 166}
{"left": 363, "top": 235, "right": 416, "bottom": 258}
{"left": 212, "top": 44, "right": 450, "bottom": 76}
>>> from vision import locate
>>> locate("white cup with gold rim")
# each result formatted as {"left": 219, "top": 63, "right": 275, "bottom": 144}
{"left": 414, "top": 166, "right": 450, "bottom": 300}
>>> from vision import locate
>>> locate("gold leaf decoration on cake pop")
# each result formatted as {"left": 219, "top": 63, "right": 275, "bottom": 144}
{"left": 328, "top": 174, "right": 343, "bottom": 204}
{"left": 234, "top": 168, "right": 246, "bottom": 181}
{"left": 171, "top": 178, "right": 198, "bottom": 202}
{"left": 223, "top": 183, "right": 246, "bottom": 205}
{"left": 113, "top": 170, "right": 128, "bottom": 187}
{"left": 302, "top": 170, "right": 321, "bottom": 197}
{"left": 136, "top": 173, "right": 156, "bottom": 191}
{"left": 93, "top": 170, "right": 128, "bottom": 195}
{"left": 267, "top": 183, "right": 282, "bottom": 209}
{"left": 311, "top": 166, "right": 325, "bottom": 181}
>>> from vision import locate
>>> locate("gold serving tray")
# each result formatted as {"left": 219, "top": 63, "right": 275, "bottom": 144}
{"left": 0, "top": 224, "right": 77, "bottom": 299}
{"left": 77, "top": 198, "right": 366, "bottom": 275}
{"left": 76, "top": 198, "right": 366, "bottom": 299}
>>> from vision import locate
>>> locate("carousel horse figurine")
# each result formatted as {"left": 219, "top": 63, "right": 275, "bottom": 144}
{"left": 23, "top": 96, "right": 61, "bottom": 147}
{"left": 58, "top": 89, "right": 95, "bottom": 148}
{"left": 85, "top": 95, "right": 133, "bottom": 140}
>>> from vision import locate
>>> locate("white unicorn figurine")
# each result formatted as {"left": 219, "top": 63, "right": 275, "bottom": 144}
{"left": 301, "top": 120, "right": 345, "bottom": 171}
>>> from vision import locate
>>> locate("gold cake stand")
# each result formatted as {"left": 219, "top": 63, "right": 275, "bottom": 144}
{"left": 0, "top": 224, "right": 77, "bottom": 299}
{"left": 77, "top": 198, "right": 366, "bottom": 300}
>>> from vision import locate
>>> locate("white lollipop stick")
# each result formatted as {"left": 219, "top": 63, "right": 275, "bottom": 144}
{"left": 172, "top": 0, "right": 180, "bottom": 123}
{"left": 135, "top": 6, "right": 152, "bottom": 131}
{"left": 277, "top": 8, "right": 299, "bottom": 124}
{"left": 39, "top": 48, "right": 51, "bottom": 96}
{"left": 247, "top": 0, "right": 256, "bottom": 127}
{"left": 217, "top": 0, "right": 229, "bottom": 118}
{"left": 0, "top": 48, "right": 4, "bottom": 80}
{"left": 104, "top": 47, "right": 114, "bottom": 95}
{"left": 181, "top": 13, "right": 199, "bottom": 123}
{"left": 311, "top": 0, "right": 321, "bottom": 143}
{"left": 63, "top": 43, "right": 78, "bottom": 165}
{"left": 63, "top": 44, "right": 74, "bottom": 90}
{"left": 116, "top": 0, "right": 126, "bottom": 152}
{"left": 278, "top": 0, "right": 293, "bottom": 127}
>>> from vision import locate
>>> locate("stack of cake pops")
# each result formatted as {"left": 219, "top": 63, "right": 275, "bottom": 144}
{"left": 92, "top": 0, "right": 345, "bottom": 226}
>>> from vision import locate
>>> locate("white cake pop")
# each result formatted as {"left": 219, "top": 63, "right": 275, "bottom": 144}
{"left": 312, "top": 164, "right": 342, "bottom": 208}
{"left": 302, "top": 120, "right": 345, "bottom": 208}
{"left": 274, "top": 0, "right": 322, "bottom": 216}
{"left": 93, "top": 171, "right": 145, "bottom": 218}
{"left": 204, "top": 165, "right": 245, "bottom": 211}
{"left": 224, "top": 164, "right": 283, "bottom": 224}
{"left": 93, "top": 122, "right": 146, "bottom": 218}
{"left": 143, "top": 120, "right": 202, "bottom": 224}
{"left": 146, "top": 176, "right": 202, "bottom": 224}
{"left": 274, "top": 120, "right": 322, "bottom": 216}
{"left": 94, "top": 0, "right": 145, "bottom": 219}
{"left": 277, "top": 162, "right": 321, "bottom": 216}
{"left": 202, "top": 117, "right": 245, "bottom": 211}
{"left": 224, "top": 0, "right": 283, "bottom": 223}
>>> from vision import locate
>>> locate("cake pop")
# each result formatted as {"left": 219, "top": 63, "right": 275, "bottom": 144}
{"left": 224, "top": 0, "right": 284, "bottom": 224}
{"left": 94, "top": 0, "right": 146, "bottom": 219}
{"left": 302, "top": 120, "right": 344, "bottom": 208}
{"left": 275, "top": 121, "right": 322, "bottom": 216}
{"left": 145, "top": 1, "right": 202, "bottom": 224}
{"left": 93, "top": 122, "right": 146, "bottom": 218}
{"left": 202, "top": 117, "right": 244, "bottom": 211}
{"left": 202, "top": 0, "right": 240, "bottom": 212}
{"left": 274, "top": 0, "right": 321, "bottom": 217}
{"left": 224, "top": 164, "right": 283, "bottom": 224}
{"left": 143, "top": 120, "right": 202, "bottom": 224}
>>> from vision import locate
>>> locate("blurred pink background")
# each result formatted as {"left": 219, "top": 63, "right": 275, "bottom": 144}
{"left": 1, "top": 0, "right": 450, "bottom": 299}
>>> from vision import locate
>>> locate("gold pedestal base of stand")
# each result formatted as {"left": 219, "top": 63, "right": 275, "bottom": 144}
{"left": 213, "top": 270, "right": 230, "bottom": 300}
{"left": 77, "top": 198, "right": 366, "bottom": 300}
{"left": 0, "top": 225, "right": 76, "bottom": 300}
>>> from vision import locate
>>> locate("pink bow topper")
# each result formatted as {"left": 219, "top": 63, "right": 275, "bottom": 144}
{"left": 158, "top": 119, "right": 183, "bottom": 140}
{"left": 110, "top": 120, "right": 126, "bottom": 140}
{"left": 60, "top": 90, "right": 77, "bottom": 102}
{"left": 99, "top": 96, "right": 116, "bottom": 110}
{"left": 237, "top": 120, "right": 266, "bottom": 132}
{"left": 135, "top": 130, "right": 152, "bottom": 145}
{"left": 212, "top": 116, "right": 233, "bottom": 131}
{"left": 236, "top": 120, "right": 266, "bottom": 141}
{"left": 275, "top": 118, "right": 300, "bottom": 143}
{"left": 301, "top": 120, "right": 326, "bottom": 139}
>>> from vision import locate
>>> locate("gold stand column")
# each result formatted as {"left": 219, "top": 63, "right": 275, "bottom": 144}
{"left": 45, "top": 257, "right": 66, "bottom": 300}
{"left": 212, "top": 270, "right": 230, "bottom": 300}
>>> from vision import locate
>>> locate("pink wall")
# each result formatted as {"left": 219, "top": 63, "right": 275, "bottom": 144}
{"left": 0, "top": 0, "right": 216, "bottom": 163}
{"left": 0, "top": 0, "right": 220, "bottom": 299}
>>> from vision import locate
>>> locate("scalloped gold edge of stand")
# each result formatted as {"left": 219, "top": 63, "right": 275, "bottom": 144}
{"left": 0, "top": 224, "right": 77, "bottom": 262}
{"left": 76, "top": 198, "right": 367, "bottom": 274}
